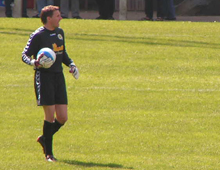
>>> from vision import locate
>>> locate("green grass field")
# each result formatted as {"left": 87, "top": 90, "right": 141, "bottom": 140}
{"left": 0, "top": 18, "right": 220, "bottom": 170}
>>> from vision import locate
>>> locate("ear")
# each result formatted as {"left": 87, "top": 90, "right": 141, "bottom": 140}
{"left": 47, "top": 16, "right": 51, "bottom": 22}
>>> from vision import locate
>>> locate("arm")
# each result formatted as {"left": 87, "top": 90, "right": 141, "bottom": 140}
{"left": 22, "top": 33, "right": 40, "bottom": 66}
{"left": 62, "top": 51, "right": 74, "bottom": 67}
{"left": 61, "top": 30, "right": 74, "bottom": 67}
{"left": 61, "top": 29, "right": 79, "bottom": 79}
{"left": 63, "top": 51, "right": 79, "bottom": 79}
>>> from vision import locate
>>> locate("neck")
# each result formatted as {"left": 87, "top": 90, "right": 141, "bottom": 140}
{"left": 44, "top": 24, "right": 56, "bottom": 31}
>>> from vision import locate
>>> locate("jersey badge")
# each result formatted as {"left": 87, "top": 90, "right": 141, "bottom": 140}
{"left": 58, "top": 34, "right": 63, "bottom": 40}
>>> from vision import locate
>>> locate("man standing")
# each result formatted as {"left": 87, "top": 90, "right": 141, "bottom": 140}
{"left": 95, "top": 0, "right": 115, "bottom": 20}
{"left": 141, "top": 0, "right": 164, "bottom": 21}
{"left": 5, "top": 0, "right": 28, "bottom": 17}
{"left": 33, "top": 0, "right": 54, "bottom": 18}
{"left": 22, "top": 5, "right": 79, "bottom": 162}
{"left": 164, "top": 0, "right": 176, "bottom": 20}
{"left": 60, "top": 0, "right": 82, "bottom": 19}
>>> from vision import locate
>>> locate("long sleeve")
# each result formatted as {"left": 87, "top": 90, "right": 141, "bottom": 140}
{"left": 22, "top": 27, "right": 43, "bottom": 66}
{"left": 62, "top": 51, "right": 73, "bottom": 67}
{"left": 61, "top": 31, "right": 74, "bottom": 66}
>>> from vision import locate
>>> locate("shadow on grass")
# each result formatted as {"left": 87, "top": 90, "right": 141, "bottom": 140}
{"left": 70, "top": 33, "right": 220, "bottom": 49}
{"left": 1, "top": 27, "right": 219, "bottom": 49}
{"left": 0, "top": 27, "right": 34, "bottom": 36}
{"left": 61, "top": 160, "right": 134, "bottom": 169}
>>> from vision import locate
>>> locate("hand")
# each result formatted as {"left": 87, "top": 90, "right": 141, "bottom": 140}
{"left": 31, "top": 59, "right": 42, "bottom": 68}
{"left": 69, "top": 63, "right": 79, "bottom": 79}
{"left": 72, "top": 67, "right": 79, "bottom": 79}
{"left": 34, "top": 60, "right": 42, "bottom": 67}
{"left": 69, "top": 64, "right": 76, "bottom": 73}
{"left": 35, "top": 53, "right": 44, "bottom": 68}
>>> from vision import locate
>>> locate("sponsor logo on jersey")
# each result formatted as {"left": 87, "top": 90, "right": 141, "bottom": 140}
{"left": 50, "top": 33, "right": 56, "bottom": 36}
{"left": 58, "top": 34, "right": 63, "bottom": 40}
{"left": 52, "top": 43, "right": 64, "bottom": 52}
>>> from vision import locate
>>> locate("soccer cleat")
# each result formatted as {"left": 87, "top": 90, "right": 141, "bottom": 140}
{"left": 37, "top": 135, "right": 46, "bottom": 154}
{"left": 46, "top": 155, "right": 57, "bottom": 162}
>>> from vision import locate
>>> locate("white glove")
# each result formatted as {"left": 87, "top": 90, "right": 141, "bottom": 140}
{"left": 69, "top": 63, "right": 79, "bottom": 80}
{"left": 31, "top": 53, "right": 45, "bottom": 68}
{"left": 30, "top": 59, "right": 42, "bottom": 68}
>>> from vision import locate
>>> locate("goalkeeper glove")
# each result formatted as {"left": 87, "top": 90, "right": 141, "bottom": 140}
{"left": 31, "top": 53, "right": 44, "bottom": 68}
{"left": 69, "top": 63, "right": 79, "bottom": 79}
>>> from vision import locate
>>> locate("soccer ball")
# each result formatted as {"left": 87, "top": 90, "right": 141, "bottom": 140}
{"left": 37, "top": 48, "right": 56, "bottom": 68}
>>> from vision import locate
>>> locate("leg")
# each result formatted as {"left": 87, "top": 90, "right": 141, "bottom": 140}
{"left": 55, "top": 104, "right": 68, "bottom": 124}
{"left": 22, "top": 0, "right": 28, "bottom": 17}
{"left": 52, "top": 72, "right": 68, "bottom": 132}
{"left": 106, "top": 0, "right": 115, "bottom": 19}
{"left": 37, "top": 105, "right": 66, "bottom": 157}
{"left": 166, "top": 0, "right": 176, "bottom": 19}
{"left": 42, "top": 104, "right": 67, "bottom": 156}
{"left": 71, "top": 0, "right": 80, "bottom": 18}
{"left": 163, "top": 0, "right": 168, "bottom": 18}
{"left": 5, "top": 0, "right": 13, "bottom": 17}
{"left": 43, "top": 105, "right": 56, "bottom": 123}
{"left": 36, "top": 0, "right": 46, "bottom": 14}
{"left": 47, "top": 0, "right": 54, "bottom": 5}
{"left": 36, "top": 72, "right": 67, "bottom": 160}
{"left": 54, "top": 0, "right": 60, "bottom": 7}
{"left": 60, "top": 0, "right": 69, "bottom": 18}
{"left": 35, "top": 71, "right": 57, "bottom": 159}
{"left": 43, "top": 105, "right": 55, "bottom": 156}
{"left": 43, "top": 105, "right": 64, "bottom": 133}
{"left": 157, "top": 0, "right": 164, "bottom": 18}
{"left": 145, "top": 0, "right": 153, "bottom": 19}
{"left": 95, "top": 0, "right": 105, "bottom": 18}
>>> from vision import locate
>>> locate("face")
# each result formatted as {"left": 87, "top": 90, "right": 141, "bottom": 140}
{"left": 47, "top": 10, "right": 62, "bottom": 29}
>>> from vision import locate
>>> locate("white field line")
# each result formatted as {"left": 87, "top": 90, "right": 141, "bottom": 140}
{"left": 79, "top": 87, "right": 220, "bottom": 93}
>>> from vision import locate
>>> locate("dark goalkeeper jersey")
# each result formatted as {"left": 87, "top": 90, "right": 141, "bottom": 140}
{"left": 22, "top": 26, "right": 73, "bottom": 72}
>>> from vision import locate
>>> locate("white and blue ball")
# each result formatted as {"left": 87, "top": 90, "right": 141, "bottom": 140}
{"left": 37, "top": 48, "right": 56, "bottom": 68}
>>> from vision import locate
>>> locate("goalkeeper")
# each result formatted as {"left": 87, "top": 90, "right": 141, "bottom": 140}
{"left": 21, "top": 5, "right": 79, "bottom": 162}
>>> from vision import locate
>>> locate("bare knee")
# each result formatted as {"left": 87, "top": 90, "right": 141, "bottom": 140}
{"left": 55, "top": 104, "right": 68, "bottom": 124}
{"left": 43, "top": 105, "right": 56, "bottom": 123}
{"left": 57, "top": 116, "right": 68, "bottom": 124}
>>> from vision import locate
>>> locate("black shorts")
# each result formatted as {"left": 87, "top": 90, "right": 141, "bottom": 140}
{"left": 34, "top": 71, "right": 68, "bottom": 106}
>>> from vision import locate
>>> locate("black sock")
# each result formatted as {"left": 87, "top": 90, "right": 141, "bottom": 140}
{"left": 52, "top": 119, "right": 64, "bottom": 135}
{"left": 43, "top": 120, "right": 53, "bottom": 155}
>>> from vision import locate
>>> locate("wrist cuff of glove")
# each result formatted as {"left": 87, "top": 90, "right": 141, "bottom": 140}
{"left": 30, "top": 59, "right": 36, "bottom": 66}
{"left": 69, "top": 63, "right": 76, "bottom": 68}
